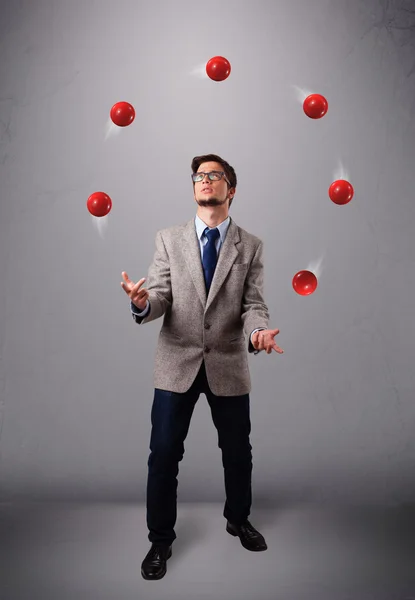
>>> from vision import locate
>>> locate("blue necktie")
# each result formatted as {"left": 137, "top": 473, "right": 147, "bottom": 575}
{"left": 202, "top": 227, "right": 220, "bottom": 292}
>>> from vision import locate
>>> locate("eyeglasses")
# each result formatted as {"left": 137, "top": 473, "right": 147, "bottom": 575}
{"left": 191, "top": 170, "right": 230, "bottom": 184}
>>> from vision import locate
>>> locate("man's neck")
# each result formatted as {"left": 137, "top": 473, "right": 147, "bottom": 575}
{"left": 197, "top": 210, "right": 229, "bottom": 229}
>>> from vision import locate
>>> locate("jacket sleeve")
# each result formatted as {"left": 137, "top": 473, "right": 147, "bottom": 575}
{"left": 241, "top": 241, "right": 270, "bottom": 352}
{"left": 130, "top": 299, "right": 151, "bottom": 323}
{"left": 130, "top": 230, "right": 172, "bottom": 325}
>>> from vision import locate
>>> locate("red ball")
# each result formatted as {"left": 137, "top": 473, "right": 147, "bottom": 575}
{"left": 110, "top": 101, "right": 135, "bottom": 127}
{"left": 87, "top": 192, "right": 112, "bottom": 217}
{"left": 303, "top": 94, "right": 328, "bottom": 119}
{"left": 328, "top": 179, "right": 354, "bottom": 205}
{"left": 292, "top": 270, "right": 318, "bottom": 296}
{"left": 206, "top": 56, "right": 231, "bottom": 81}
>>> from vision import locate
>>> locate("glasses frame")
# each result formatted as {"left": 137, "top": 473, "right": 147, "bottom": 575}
{"left": 191, "top": 170, "right": 231, "bottom": 185}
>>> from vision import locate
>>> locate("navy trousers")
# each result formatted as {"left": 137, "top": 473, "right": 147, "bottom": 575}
{"left": 146, "top": 360, "right": 253, "bottom": 545}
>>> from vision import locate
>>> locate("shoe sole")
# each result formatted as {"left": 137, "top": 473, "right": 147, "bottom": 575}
{"left": 226, "top": 524, "right": 268, "bottom": 551}
{"left": 141, "top": 547, "right": 172, "bottom": 580}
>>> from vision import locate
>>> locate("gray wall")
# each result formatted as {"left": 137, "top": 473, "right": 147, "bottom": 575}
{"left": 1, "top": 0, "right": 415, "bottom": 505}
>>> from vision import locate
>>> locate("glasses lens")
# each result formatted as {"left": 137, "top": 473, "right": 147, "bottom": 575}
{"left": 192, "top": 171, "right": 223, "bottom": 182}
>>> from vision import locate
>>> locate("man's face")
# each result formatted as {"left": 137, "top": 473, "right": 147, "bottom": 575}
{"left": 193, "top": 161, "right": 235, "bottom": 208}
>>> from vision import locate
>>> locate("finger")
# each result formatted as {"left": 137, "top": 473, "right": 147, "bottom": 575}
{"left": 131, "top": 278, "right": 146, "bottom": 294}
{"left": 120, "top": 281, "right": 133, "bottom": 294}
{"left": 134, "top": 287, "right": 148, "bottom": 296}
{"left": 273, "top": 344, "right": 284, "bottom": 354}
{"left": 259, "top": 332, "right": 267, "bottom": 349}
{"left": 133, "top": 287, "right": 149, "bottom": 301}
{"left": 133, "top": 290, "right": 148, "bottom": 303}
{"left": 121, "top": 272, "right": 134, "bottom": 292}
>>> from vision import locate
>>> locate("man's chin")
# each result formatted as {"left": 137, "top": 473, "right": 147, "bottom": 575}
{"left": 198, "top": 199, "right": 222, "bottom": 206}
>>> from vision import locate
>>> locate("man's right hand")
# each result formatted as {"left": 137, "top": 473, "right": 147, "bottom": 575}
{"left": 121, "top": 272, "right": 149, "bottom": 310}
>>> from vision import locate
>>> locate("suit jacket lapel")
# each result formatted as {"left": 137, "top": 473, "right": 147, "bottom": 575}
{"left": 182, "top": 216, "right": 241, "bottom": 312}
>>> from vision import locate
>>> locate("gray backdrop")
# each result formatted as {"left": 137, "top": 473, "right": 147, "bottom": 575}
{"left": 1, "top": 0, "right": 415, "bottom": 506}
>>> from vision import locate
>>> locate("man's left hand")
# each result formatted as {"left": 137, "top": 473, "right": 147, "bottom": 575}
{"left": 252, "top": 328, "right": 284, "bottom": 354}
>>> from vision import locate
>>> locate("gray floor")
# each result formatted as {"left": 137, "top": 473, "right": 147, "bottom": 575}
{"left": 1, "top": 501, "right": 415, "bottom": 600}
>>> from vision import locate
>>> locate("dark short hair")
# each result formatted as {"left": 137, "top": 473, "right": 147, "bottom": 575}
{"left": 191, "top": 153, "right": 237, "bottom": 208}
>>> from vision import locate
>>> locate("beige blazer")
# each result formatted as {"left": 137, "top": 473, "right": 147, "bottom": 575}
{"left": 132, "top": 216, "right": 270, "bottom": 396}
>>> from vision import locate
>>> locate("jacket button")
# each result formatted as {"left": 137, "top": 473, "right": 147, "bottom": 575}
{"left": 204, "top": 323, "right": 210, "bottom": 329}
{"left": 204, "top": 346, "right": 210, "bottom": 353}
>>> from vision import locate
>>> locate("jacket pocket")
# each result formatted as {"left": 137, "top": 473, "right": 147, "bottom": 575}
{"left": 160, "top": 331, "right": 182, "bottom": 340}
{"left": 229, "top": 336, "right": 245, "bottom": 343}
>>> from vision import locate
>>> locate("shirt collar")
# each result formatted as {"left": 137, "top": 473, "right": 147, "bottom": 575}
{"left": 195, "top": 214, "right": 230, "bottom": 243}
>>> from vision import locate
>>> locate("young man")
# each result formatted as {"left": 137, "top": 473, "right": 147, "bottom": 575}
{"left": 121, "top": 154, "right": 283, "bottom": 580}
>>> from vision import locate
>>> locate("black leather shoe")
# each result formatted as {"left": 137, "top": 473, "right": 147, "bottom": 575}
{"left": 226, "top": 519, "right": 268, "bottom": 551}
{"left": 141, "top": 543, "right": 172, "bottom": 580}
